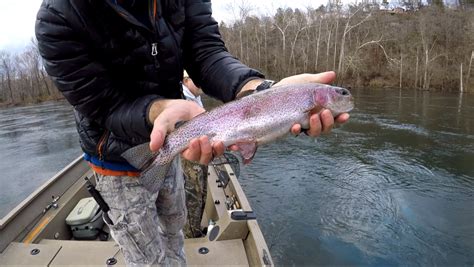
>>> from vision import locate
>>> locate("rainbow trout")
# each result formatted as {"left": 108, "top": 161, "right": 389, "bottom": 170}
{"left": 123, "top": 83, "right": 353, "bottom": 190}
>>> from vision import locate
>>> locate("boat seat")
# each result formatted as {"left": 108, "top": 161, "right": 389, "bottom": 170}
{"left": 1, "top": 238, "right": 249, "bottom": 266}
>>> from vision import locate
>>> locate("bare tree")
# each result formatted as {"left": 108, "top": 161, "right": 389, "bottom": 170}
{"left": 289, "top": 10, "right": 309, "bottom": 74}
{"left": 274, "top": 8, "right": 292, "bottom": 69}
{"left": 0, "top": 51, "right": 15, "bottom": 103}
{"left": 336, "top": 9, "right": 372, "bottom": 78}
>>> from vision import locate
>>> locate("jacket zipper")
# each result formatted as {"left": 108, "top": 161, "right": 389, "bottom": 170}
{"left": 106, "top": 0, "right": 161, "bottom": 68}
{"left": 150, "top": 0, "right": 160, "bottom": 68}
{"left": 152, "top": 0, "right": 182, "bottom": 75}
{"left": 151, "top": 42, "right": 160, "bottom": 68}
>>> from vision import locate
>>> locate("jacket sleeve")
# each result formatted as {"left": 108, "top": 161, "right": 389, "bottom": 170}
{"left": 35, "top": 2, "right": 161, "bottom": 140}
{"left": 183, "top": 0, "right": 264, "bottom": 103}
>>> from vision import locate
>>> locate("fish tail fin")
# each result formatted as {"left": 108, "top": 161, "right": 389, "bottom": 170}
{"left": 139, "top": 161, "right": 172, "bottom": 194}
{"left": 121, "top": 142, "right": 157, "bottom": 170}
{"left": 121, "top": 143, "right": 173, "bottom": 194}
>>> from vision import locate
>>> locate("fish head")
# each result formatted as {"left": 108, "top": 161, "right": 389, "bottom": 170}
{"left": 312, "top": 85, "right": 354, "bottom": 116}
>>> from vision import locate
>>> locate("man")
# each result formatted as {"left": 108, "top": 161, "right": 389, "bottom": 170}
{"left": 35, "top": 0, "right": 349, "bottom": 265}
{"left": 182, "top": 70, "right": 203, "bottom": 107}
{"left": 180, "top": 71, "right": 208, "bottom": 238}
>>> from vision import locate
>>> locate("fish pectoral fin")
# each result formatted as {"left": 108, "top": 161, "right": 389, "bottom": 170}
{"left": 305, "top": 105, "right": 324, "bottom": 115}
{"left": 121, "top": 142, "right": 157, "bottom": 170}
{"left": 236, "top": 141, "right": 258, "bottom": 164}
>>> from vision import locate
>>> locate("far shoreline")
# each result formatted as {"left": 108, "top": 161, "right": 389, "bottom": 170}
{"left": 0, "top": 86, "right": 472, "bottom": 109}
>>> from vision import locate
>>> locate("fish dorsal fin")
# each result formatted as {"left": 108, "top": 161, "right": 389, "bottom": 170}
{"left": 243, "top": 105, "right": 263, "bottom": 119}
{"left": 236, "top": 141, "right": 258, "bottom": 164}
{"left": 121, "top": 143, "right": 156, "bottom": 170}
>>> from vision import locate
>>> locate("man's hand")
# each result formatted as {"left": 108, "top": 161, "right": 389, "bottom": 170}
{"left": 181, "top": 136, "right": 225, "bottom": 165}
{"left": 149, "top": 99, "right": 225, "bottom": 165}
{"left": 274, "top": 71, "right": 350, "bottom": 137}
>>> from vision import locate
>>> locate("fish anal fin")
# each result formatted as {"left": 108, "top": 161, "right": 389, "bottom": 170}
{"left": 236, "top": 141, "right": 258, "bottom": 165}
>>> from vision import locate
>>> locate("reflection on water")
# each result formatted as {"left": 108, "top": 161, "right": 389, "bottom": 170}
{"left": 0, "top": 101, "right": 81, "bottom": 218}
{"left": 0, "top": 90, "right": 473, "bottom": 266}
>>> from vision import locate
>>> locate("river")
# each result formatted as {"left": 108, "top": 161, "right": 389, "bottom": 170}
{"left": 0, "top": 89, "right": 473, "bottom": 266}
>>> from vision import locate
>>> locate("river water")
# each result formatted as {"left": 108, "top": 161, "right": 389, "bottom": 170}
{"left": 1, "top": 89, "right": 473, "bottom": 266}
{"left": 0, "top": 101, "right": 81, "bottom": 218}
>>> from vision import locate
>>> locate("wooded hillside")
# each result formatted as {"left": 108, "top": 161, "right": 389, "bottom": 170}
{"left": 0, "top": 3, "right": 473, "bottom": 105}
{"left": 220, "top": 4, "right": 474, "bottom": 92}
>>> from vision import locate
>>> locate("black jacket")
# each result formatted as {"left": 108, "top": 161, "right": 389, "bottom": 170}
{"left": 35, "top": 0, "right": 263, "bottom": 162}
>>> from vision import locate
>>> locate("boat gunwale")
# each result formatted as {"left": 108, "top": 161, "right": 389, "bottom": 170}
{"left": 0, "top": 156, "right": 84, "bottom": 228}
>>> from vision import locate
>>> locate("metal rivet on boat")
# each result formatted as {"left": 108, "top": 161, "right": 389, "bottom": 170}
{"left": 214, "top": 200, "right": 220, "bottom": 204}
{"left": 198, "top": 247, "right": 209, "bottom": 254}
{"left": 106, "top": 257, "right": 117, "bottom": 265}
{"left": 30, "top": 248, "right": 40, "bottom": 255}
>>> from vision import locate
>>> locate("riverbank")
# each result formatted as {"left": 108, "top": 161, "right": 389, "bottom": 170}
{"left": 1, "top": 85, "right": 472, "bottom": 109}
{"left": 0, "top": 96, "right": 64, "bottom": 109}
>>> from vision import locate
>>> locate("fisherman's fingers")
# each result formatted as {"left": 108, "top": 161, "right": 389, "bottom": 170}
{"left": 310, "top": 71, "right": 336, "bottom": 84}
{"left": 198, "top": 136, "right": 213, "bottom": 165}
{"left": 274, "top": 71, "right": 336, "bottom": 87}
{"left": 228, "top": 144, "right": 239, "bottom": 151}
{"left": 182, "top": 137, "right": 225, "bottom": 165}
{"left": 335, "top": 113, "right": 350, "bottom": 124}
{"left": 307, "top": 113, "right": 323, "bottom": 137}
{"left": 150, "top": 119, "right": 169, "bottom": 152}
{"left": 212, "top": 142, "right": 225, "bottom": 157}
{"left": 290, "top": 124, "right": 302, "bottom": 136}
{"left": 319, "top": 109, "right": 334, "bottom": 134}
{"left": 182, "top": 138, "right": 201, "bottom": 162}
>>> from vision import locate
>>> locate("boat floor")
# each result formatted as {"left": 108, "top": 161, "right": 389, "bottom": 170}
{"left": 1, "top": 237, "right": 249, "bottom": 266}
{"left": 0, "top": 157, "right": 272, "bottom": 266}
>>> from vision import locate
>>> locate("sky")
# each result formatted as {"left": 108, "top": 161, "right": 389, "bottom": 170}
{"left": 0, "top": 0, "right": 329, "bottom": 52}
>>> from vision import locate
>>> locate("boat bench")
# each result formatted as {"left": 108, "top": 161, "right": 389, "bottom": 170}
{"left": 0, "top": 238, "right": 249, "bottom": 266}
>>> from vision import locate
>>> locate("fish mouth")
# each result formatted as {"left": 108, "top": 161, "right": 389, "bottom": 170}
{"left": 342, "top": 96, "right": 355, "bottom": 112}
{"left": 330, "top": 87, "right": 354, "bottom": 114}
{"left": 331, "top": 100, "right": 354, "bottom": 115}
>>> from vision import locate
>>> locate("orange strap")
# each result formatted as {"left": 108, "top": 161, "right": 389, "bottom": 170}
{"left": 88, "top": 163, "right": 140, "bottom": 177}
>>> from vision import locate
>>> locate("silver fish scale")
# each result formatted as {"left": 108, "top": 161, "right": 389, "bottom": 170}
{"left": 154, "top": 83, "right": 353, "bottom": 165}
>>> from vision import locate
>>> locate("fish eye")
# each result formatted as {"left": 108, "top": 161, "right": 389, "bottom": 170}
{"left": 336, "top": 88, "right": 350, "bottom": 96}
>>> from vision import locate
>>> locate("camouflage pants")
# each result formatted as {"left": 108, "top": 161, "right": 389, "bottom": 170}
{"left": 95, "top": 157, "right": 186, "bottom": 266}
{"left": 181, "top": 158, "right": 208, "bottom": 238}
